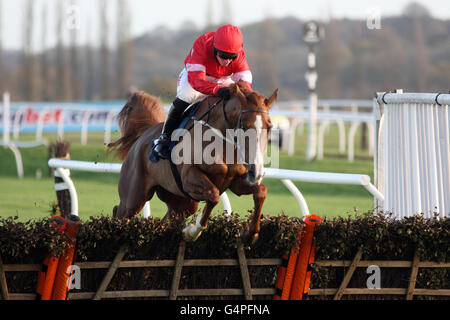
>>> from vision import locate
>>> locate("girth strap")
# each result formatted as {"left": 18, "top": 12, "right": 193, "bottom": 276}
{"left": 169, "top": 161, "right": 199, "bottom": 202}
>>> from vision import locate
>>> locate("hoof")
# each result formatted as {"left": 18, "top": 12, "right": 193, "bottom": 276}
{"left": 183, "top": 223, "right": 206, "bottom": 242}
{"left": 240, "top": 228, "right": 259, "bottom": 245}
{"left": 112, "top": 206, "right": 118, "bottom": 217}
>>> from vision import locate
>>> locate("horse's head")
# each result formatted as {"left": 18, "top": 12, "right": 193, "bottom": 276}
{"left": 226, "top": 82, "right": 278, "bottom": 185}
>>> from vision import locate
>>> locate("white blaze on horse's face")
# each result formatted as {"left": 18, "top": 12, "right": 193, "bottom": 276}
{"left": 250, "top": 115, "right": 266, "bottom": 185}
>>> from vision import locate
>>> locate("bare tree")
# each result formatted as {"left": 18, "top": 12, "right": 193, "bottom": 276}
{"left": 55, "top": 1, "right": 64, "bottom": 100}
{"left": 403, "top": 2, "right": 431, "bottom": 18}
{"left": 55, "top": 0, "right": 73, "bottom": 101}
{"left": 100, "top": 0, "right": 111, "bottom": 99}
{"left": 69, "top": 0, "right": 81, "bottom": 100}
{"left": 260, "top": 17, "right": 280, "bottom": 94}
{"left": 40, "top": 3, "right": 50, "bottom": 100}
{"left": 84, "top": 18, "right": 95, "bottom": 100}
{"left": 0, "top": 0, "right": 4, "bottom": 94}
{"left": 411, "top": 16, "right": 430, "bottom": 91}
{"left": 317, "top": 18, "right": 342, "bottom": 98}
{"left": 23, "top": 0, "right": 39, "bottom": 100}
{"left": 116, "top": 0, "right": 133, "bottom": 98}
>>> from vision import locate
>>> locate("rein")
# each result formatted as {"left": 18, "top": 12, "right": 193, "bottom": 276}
{"left": 168, "top": 96, "right": 269, "bottom": 201}
{"left": 186, "top": 97, "right": 224, "bottom": 131}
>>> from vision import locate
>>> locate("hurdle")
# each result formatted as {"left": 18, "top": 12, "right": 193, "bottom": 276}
{"left": 374, "top": 91, "right": 450, "bottom": 218}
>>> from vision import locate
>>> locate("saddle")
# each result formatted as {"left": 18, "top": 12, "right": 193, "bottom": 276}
{"left": 149, "top": 101, "right": 203, "bottom": 163}
{"left": 149, "top": 101, "right": 204, "bottom": 201}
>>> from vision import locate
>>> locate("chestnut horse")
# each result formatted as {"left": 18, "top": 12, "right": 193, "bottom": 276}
{"left": 108, "top": 81, "right": 277, "bottom": 242}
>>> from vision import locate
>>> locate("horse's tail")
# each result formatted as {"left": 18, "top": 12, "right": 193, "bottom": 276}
{"left": 107, "top": 91, "right": 166, "bottom": 160}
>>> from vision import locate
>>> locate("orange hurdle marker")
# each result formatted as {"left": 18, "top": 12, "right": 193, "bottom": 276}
{"left": 289, "top": 214, "right": 322, "bottom": 300}
{"left": 36, "top": 216, "right": 68, "bottom": 300}
{"left": 274, "top": 222, "right": 304, "bottom": 300}
{"left": 51, "top": 215, "right": 82, "bottom": 300}
{"left": 273, "top": 254, "right": 289, "bottom": 300}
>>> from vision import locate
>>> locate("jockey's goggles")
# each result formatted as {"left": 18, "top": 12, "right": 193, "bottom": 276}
{"left": 215, "top": 48, "right": 239, "bottom": 61}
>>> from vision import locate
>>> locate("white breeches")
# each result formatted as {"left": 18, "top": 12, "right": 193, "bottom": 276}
{"left": 176, "top": 68, "right": 236, "bottom": 104}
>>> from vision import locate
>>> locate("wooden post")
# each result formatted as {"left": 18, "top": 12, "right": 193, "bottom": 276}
{"left": 51, "top": 141, "right": 71, "bottom": 218}
{"left": 0, "top": 255, "right": 9, "bottom": 300}
{"left": 406, "top": 249, "right": 420, "bottom": 300}
{"left": 237, "top": 245, "right": 252, "bottom": 300}
{"left": 333, "top": 248, "right": 363, "bottom": 300}
{"left": 170, "top": 241, "right": 186, "bottom": 300}
{"left": 93, "top": 245, "right": 127, "bottom": 300}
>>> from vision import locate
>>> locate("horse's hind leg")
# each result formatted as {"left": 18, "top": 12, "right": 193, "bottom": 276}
{"left": 114, "top": 186, "right": 156, "bottom": 218}
{"left": 113, "top": 199, "right": 146, "bottom": 218}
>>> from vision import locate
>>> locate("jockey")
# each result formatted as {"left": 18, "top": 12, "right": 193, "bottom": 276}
{"left": 152, "top": 24, "right": 253, "bottom": 160}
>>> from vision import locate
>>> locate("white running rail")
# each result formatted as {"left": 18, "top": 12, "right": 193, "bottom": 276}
{"left": 1, "top": 92, "right": 47, "bottom": 178}
{"left": 47, "top": 158, "right": 384, "bottom": 218}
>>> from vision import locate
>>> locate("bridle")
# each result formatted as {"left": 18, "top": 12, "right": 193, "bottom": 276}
{"left": 221, "top": 98, "right": 269, "bottom": 131}
{"left": 182, "top": 96, "right": 269, "bottom": 148}
{"left": 236, "top": 109, "right": 269, "bottom": 131}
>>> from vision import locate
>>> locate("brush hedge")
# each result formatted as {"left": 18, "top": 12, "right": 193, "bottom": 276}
{"left": 0, "top": 212, "right": 448, "bottom": 299}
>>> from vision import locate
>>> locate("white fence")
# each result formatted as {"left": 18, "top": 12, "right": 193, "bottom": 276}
{"left": 0, "top": 92, "right": 48, "bottom": 179}
{"left": 270, "top": 99, "right": 374, "bottom": 161}
{"left": 47, "top": 158, "right": 384, "bottom": 218}
{"left": 270, "top": 109, "right": 374, "bottom": 161}
{"left": 1, "top": 93, "right": 373, "bottom": 161}
{"left": 374, "top": 91, "right": 450, "bottom": 218}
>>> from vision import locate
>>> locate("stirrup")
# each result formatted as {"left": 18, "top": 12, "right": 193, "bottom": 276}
{"left": 152, "top": 134, "right": 171, "bottom": 159}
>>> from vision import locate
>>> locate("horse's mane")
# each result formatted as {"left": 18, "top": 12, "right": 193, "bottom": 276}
{"left": 229, "top": 81, "right": 265, "bottom": 109}
{"left": 230, "top": 81, "right": 253, "bottom": 98}
{"left": 108, "top": 91, "right": 165, "bottom": 160}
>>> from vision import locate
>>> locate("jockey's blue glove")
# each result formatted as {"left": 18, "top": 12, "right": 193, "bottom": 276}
{"left": 217, "top": 87, "right": 231, "bottom": 100}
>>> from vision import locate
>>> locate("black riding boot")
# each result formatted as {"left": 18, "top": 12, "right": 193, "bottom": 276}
{"left": 152, "top": 98, "right": 189, "bottom": 159}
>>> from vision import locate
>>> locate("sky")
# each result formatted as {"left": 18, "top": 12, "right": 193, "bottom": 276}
{"left": 1, "top": 0, "right": 449, "bottom": 51}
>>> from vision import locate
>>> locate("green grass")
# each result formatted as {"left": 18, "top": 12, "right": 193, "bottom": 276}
{"left": 0, "top": 126, "right": 375, "bottom": 221}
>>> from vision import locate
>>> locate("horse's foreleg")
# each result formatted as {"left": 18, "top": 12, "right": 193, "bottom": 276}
{"left": 183, "top": 166, "right": 221, "bottom": 203}
{"left": 248, "top": 184, "right": 267, "bottom": 242}
{"left": 182, "top": 166, "right": 221, "bottom": 241}
{"left": 229, "top": 179, "right": 268, "bottom": 243}
{"left": 183, "top": 201, "right": 218, "bottom": 242}
{"left": 157, "top": 187, "right": 199, "bottom": 224}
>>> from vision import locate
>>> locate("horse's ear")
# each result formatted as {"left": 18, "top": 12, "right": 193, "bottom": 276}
{"left": 234, "top": 84, "right": 247, "bottom": 106}
{"left": 265, "top": 89, "right": 278, "bottom": 109}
